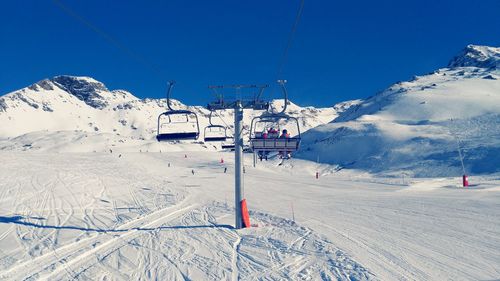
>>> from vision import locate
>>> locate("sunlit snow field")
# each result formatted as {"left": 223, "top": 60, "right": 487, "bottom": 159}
{"left": 0, "top": 151, "right": 498, "bottom": 280}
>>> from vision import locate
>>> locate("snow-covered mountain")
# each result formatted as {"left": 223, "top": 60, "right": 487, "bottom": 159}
{"left": 0, "top": 75, "right": 352, "bottom": 152}
{"left": 2, "top": 45, "right": 498, "bottom": 177}
{"left": 448, "top": 44, "right": 499, "bottom": 69}
{"left": 297, "top": 45, "right": 500, "bottom": 177}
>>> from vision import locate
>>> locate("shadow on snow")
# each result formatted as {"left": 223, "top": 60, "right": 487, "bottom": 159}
{"left": 0, "top": 215, "right": 234, "bottom": 232}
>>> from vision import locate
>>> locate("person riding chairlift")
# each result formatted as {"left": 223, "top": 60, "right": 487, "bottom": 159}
{"left": 268, "top": 127, "right": 279, "bottom": 138}
{"left": 258, "top": 130, "right": 270, "bottom": 161}
{"left": 280, "top": 129, "right": 290, "bottom": 138}
{"left": 279, "top": 129, "right": 291, "bottom": 159}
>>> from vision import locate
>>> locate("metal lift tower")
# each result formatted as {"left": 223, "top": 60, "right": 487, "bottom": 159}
{"left": 207, "top": 84, "right": 268, "bottom": 229}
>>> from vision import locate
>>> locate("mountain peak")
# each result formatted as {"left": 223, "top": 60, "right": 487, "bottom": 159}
{"left": 448, "top": 44, "right": 499, "bottom": 69}
{"left": 50, "top": 75, "right": 110, "bottom": 109}
{"left": 52, "top": 75, "right": 107, "bottom": 88}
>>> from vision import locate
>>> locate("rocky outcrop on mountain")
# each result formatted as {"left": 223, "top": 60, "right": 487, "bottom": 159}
{"left": 448, "top": 44, "right": 499, "bottom": 69}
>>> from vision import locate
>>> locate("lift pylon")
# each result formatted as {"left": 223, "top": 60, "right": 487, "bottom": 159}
{"left": 207, "top": 84, "right": 269, "bottom": 229}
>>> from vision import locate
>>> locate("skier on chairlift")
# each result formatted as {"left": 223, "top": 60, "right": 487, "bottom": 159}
{"left": 279, "top": 129, "right": 291, "bottom": 159}
{"left": 268, "top": 127, "right": 279, "bottom": 138}
{"left": 258, "top": 129, "right": 270, "bottom": 161}
{"left": 280, "top": 129, "right": 290, "bottom": 138}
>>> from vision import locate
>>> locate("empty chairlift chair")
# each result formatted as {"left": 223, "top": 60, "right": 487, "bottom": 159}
{"left": 203, "top": 111, "right": 228, "bottom": 142}
{"left": 204, "top": 125, "right": 228, "bottom": 142}
{"left": 221, "top": 140, "right": 236, "bottom": 150}
{"left": 156, "top": 81, "right": 200, "bottom": 141}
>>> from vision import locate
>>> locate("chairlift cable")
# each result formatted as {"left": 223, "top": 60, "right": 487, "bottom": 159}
{"left": 275, "top": 0, "right": 305, "bottom": 81}
{"left": 52, "top": 0, "right": 165, "bottom": 78}
{"left": 268, "top": 0, "right": 305, "bottom": 114}
{"left": 212, "top": 110, "right": 234, "bottom": 135}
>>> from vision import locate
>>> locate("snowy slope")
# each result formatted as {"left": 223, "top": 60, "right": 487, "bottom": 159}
{"left": 0, "top": 76, "right": 352, "bottom": 152}
{"left": 0, "top": 151, "right": 498, "bottom": 280}
{"left": 0, "top": 152, "right": 377, "bottom": 280}
{"left": 297, "top": 45, "right": 500, "bottom": 177}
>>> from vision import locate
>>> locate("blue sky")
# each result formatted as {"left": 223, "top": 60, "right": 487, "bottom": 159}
{"left": 1, "top": 0, "right": 499, "bottom": 106}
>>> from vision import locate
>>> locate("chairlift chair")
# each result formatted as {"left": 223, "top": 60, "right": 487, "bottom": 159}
{"left": 203, "top": 111, "right": 228, "bottom": 142}
{"left": 156, "top": 81, "right": 200, "bottom": 141}
{"left": 220, "top": 135, "right": 235, "bottom": 150}
{"left": 249, "top": 80, "right": 301, "bottom": 155}
{"left": 204, "top": 125, "right": 228, "bottom": 142}
{"left": 249, "top": 113, "right": 301, "bottom": 153}
{"left": 221, "top": 143, "right": 235, "bottom": 150}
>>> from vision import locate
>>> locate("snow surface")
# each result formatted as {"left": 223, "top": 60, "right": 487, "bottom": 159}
{"left": 0, "top": 151, "right": 498, "bottom": 280}
{"left": 297, "top": 45, "right": 500, "bottom": 177}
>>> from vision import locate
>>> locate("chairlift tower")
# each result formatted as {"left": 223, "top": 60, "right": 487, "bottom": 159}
{"left": 207, "top": 84, "right": 269, "bottom": 229}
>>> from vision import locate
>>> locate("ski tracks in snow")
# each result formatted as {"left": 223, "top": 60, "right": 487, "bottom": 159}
{"left": 230, "top": 232, "right": 241, "bottom": 281}
{"left": 0, "top": 153, "right": 375, "bottom": 280}
{"left": 0, "top": 199, "right": 198, "bottom": 280}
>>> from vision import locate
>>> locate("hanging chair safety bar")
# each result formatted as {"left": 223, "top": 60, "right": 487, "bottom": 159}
{"left": 156, "top": 81, "right": 200, "bottom": 141}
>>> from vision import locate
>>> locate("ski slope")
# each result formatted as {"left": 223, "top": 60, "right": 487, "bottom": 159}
{"left": 0, "top": 151, "right": 499, "bottom": 280}
{"left": 298, "top": 45, "right": 500, "bottom": 177}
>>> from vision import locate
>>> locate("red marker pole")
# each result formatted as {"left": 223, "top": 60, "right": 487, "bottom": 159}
{"left": 462, "top": 174, "right": 469, "bottom": 187}
{"left": 220, "top": 158, "right": 224, "bottom": 164}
